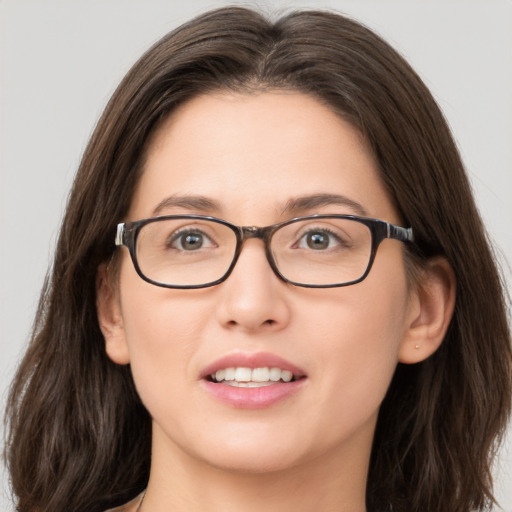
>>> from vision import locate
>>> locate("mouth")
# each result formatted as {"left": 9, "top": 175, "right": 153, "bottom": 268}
{"left": 200, "top": 352, "right": 307, "bottom": 408}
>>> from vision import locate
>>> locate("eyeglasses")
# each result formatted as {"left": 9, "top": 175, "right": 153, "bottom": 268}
{"left": 115, "top": 214, "right": 413, "bottom": 289}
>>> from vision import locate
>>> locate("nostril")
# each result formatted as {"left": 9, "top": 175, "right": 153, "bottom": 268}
{"left": 225, "top": 318, "right": 276, "bottom": 329}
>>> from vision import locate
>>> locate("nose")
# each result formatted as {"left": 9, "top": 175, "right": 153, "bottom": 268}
{"left": 215, "top": 239, "right": 291, "bottom": 333}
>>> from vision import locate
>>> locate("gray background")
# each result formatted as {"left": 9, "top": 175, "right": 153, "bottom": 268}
{"left": 1, "top": 0, "right": 511, "bottom": 510}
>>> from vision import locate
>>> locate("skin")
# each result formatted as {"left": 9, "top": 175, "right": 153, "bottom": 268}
{"left": 97, "top": 91, "right": 455, "bottom": 512}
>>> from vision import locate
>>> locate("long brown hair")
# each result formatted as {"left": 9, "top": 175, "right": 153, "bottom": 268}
{"left": 5, "top": 7, "right": 511, "bottom": 512}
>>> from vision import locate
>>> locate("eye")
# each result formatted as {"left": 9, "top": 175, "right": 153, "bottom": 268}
{"left": 297, "top": 229, "right": 345, "bottom": 250}
{"left": 169, "top": 229, "right": 215, "bottom": 251}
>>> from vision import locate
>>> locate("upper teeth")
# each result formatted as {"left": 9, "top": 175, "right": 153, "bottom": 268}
{"left": 211, "top": 367, "right": 294, "bottom": 384}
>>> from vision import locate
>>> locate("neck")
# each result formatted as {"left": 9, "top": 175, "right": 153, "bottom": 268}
{"left": 141, "top": 424, "right": 371, "bottom": 512}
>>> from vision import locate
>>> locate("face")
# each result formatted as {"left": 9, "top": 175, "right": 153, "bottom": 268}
{"left": 102, "top": 91, "right": 418, "bottom": 477}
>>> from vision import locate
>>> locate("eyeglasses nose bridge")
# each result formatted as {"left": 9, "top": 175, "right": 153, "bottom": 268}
{"left": 239, "top": 225, "right": 276, "bottom": 248}
{"left": 231, "top": 225, "right": 278, "bottom": 273}
{"left": 241, "top": 225, "right": 265, "bottom": 239}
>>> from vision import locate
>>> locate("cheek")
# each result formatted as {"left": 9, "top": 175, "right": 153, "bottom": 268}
{"left": 117, "top": 266, "right": 209, "bottom": 408}
{"left": 300, "top": 263, "right": 410, "bottom": 432}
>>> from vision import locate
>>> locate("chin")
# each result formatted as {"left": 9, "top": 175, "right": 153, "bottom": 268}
{"left": 179, "top": 423, "right": 312, "bottom": 475}
{"left": 199, "top": 445, "right": 305, "bottom": 475}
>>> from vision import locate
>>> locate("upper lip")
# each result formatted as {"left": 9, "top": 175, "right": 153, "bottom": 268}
{"left": 200, "top": 352, "right": 307, "bottom": 379}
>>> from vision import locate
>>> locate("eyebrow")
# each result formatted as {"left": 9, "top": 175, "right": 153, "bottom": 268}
{"left": 152, "top": 195, "right": 222, "bottom": 216}
{"left": 282, "top": 193, "right": 368, "bottom": 217}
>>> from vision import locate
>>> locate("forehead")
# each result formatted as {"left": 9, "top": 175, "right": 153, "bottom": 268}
{"left": 129, "top": 91, "right": 398, "bottom": 224}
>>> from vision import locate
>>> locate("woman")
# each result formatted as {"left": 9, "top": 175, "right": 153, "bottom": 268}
{"left": 4, "top": 7, "right": 511, "bottom": 512}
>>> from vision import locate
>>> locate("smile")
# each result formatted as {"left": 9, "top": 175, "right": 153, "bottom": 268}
{"left": 209, "top": 367, "right": 296, "bottom": 386}
{"left": 201, "top": 353, "right": 307, "bottom": 408}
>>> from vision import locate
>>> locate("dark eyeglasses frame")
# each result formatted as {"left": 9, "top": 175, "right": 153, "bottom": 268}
{"left": 115, "top": 214, "right": 414, "bottom": 289}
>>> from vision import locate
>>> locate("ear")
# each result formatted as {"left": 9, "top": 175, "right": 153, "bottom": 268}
{"left": 399, "top": 257, "right": 456, "bottom": 364}
{"left": 96, "top": 263, "right": 131, "bottom": 365}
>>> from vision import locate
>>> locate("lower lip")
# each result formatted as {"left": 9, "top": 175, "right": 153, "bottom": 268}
{"left": 202, "top": 379, "right": 306, "bottom": 409}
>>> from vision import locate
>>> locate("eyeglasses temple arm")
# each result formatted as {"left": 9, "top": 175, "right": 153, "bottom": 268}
{"left": 115, "top": 223, "right": 126, "bottom": 246}
{"left": 388, "top": 224, "right": 414, "bottom": 243}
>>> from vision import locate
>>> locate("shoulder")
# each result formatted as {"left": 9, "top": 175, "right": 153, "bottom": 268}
{"left": 104, "top": 492, "right": 144, "bottom": 512}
